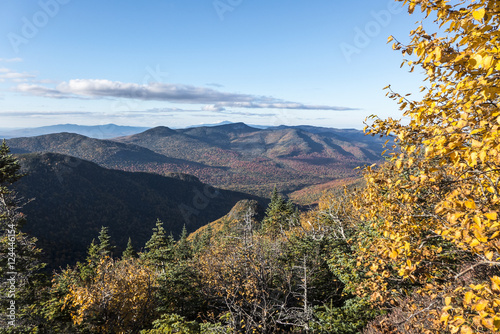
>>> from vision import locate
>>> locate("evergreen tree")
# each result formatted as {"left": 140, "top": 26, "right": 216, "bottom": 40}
{"left": 0, "top": 141, "right": 46, "bottom": 331}
{"left": 192, "top": 225, "right": 213, "bottom": 254}
{"left": 86, "top": 239, "right": 99, "bottom": 262}
{"left": 77, "top": 228, "right": 115, "bottom": 283}
{"left": 0, "top": 140, "right": 23, "bottom": 191}
{"left": 174, "top": 225, "right": 192, "bottom": 262}
{"left": 77, "top": 238, "right": 100, "bottom": 282}
{"left": 97, "top": 226, "right": 114, "bottom": 257}
{"left": 156, "top": 226, "right": 204, "bottom": 320}
{"left": 262, "top": 186, "right": 297, "bottom": 234}
{"left": 122, "top": 237, "right": 138, "bottom": 259}
{"left": 143, "top": 219, "right": 174, "bottom": 270}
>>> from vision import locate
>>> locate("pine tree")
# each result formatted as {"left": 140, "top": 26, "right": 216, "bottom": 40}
{"left": 122, "top": 237, "right": 137, "bottom": 259}
{"left": 77, "top": 239, "right": 100, "bottom": 282}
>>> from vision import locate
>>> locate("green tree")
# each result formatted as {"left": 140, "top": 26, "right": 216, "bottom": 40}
{"left": 262, "top": 186, "right": 297, "bottom": 235}
{"left": 122, "top": 237, "right": 138, "bottom": 259}
{"left": 191, "top": 224, "right": 212, "bottom": 254}
{"left": 174, "top": 225, "right": 192, "bottom": 262}
{"left": 0, "top": 140, "right": 23, "bottom": 190}
{"left": 143, "top": 219, "right": 175, "bottom": 271}
{"left": 0, "top": 141, "right": 46, "bottom": 332}
{"left": 97, "top": 225, "right": 114, "bottom": 257}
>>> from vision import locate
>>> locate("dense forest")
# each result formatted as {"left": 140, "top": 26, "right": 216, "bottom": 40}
{"left": 12, "top": 152, "right": 266, "bottom": 270}
{"left": 1, "top": 0, "right": 500, "bottom": 333}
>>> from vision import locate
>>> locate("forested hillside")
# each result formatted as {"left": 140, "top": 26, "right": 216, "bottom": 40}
{"left": 14, "top": 152, "right": 265, "bottom": 270}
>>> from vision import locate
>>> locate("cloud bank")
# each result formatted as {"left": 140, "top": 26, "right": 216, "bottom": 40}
{"left": 17, "top": 79, "right": 356, "bottom": 111}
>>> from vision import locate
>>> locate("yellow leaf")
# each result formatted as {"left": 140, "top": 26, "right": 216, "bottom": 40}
{"left": 491, "top": 276, "right": 500, "bottom": 292}
{"left": 464, "top": 291, "right": 474, "bottom": 305}
{"left": 485, "top": 212, "right": 498, "bottom": 220}
{"left": 473, "top": 8, "right": 485, "bottom": 21}
{"left": 483, "top": 55, "right": 493, "bottom": 68}
{"left": 445, "top": 296, "right": 452, "bottom": 306}
{"left": 492, "top": 276, "right": 500, "bottom": 286}
{"left": 479, "top": 150, "right": 487, "bottom": 163}
{"left": 473, "top": 215, "right": 481, "bottom": 225}
{"left": 389, "top": 249, "right": 398, "bottom": 260}
{"left": 441, "top": 312, "right": 450, "bottom": 324}
{"left": 475, "top": 299, "right": 488, "bottom": 311}
{"left": 470, "top": 239, "right": 480, "bottom": 247}
{"left": 435, "top": 47, "right": 442, "bottom": 61}
{"left": 464, "top": 200, "right": 476, "bottom": 210}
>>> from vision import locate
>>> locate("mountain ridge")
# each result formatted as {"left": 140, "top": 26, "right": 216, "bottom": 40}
{"left": 0, "top": 123, "right": 150, "bottom": 139}
{"left": 8, "top": 123, "right": 386, "bottom": 200}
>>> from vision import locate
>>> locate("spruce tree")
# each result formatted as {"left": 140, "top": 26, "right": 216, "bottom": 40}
{"left": 77, "top": 228, "right": 115, "bottom": 282}
{"left": 262, "top": 186, "right": 296, "bottom": 234}
{"left": 143, "top": 219, "right": 174, "bottom": 270}
{"left": 174, "top": 225, "right": 192, "bottom": 262}
{"left": 122, "top": 237, "right": 137, "bottom": 259}
{"left": 78, "top": 238, "right": 100, "bottom": 282}
{"left": 97, "top": 226, "right": 114, "bottom": 257}
{"left": 0, "top": 141, "right": 45, "bottom": 331}
{"left": 0, "top": 140, "right": 23, "bottom": 191}
{"left": 86, "top": 239, "right": 99, "bottom": 262}
{"left": 192, "top": 225, "right": 212, "bottom": 254}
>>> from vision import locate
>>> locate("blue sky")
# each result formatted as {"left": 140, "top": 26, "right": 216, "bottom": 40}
{"left": 0, "top": 0, "right": 425, "bottom": 129}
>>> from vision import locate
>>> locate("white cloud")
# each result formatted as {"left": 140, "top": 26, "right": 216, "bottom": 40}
{"left": 17, "top": 78, "right": 357, "bottom": 111}
{"left": 0, "top": 68, "right": 36, "bottom": 82}
{"left": 204, "top": 102, "right": 355, "bottom": 111}
{"left": 202, "top": 104, "right": 226, "bottom": 112}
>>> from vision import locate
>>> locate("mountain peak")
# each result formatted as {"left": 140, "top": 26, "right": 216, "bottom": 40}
{"left": 215, "top": 122, "right": 256, "bottom": 131}
{"left": 140, "top": 126, "right": 176, "bottom": 137}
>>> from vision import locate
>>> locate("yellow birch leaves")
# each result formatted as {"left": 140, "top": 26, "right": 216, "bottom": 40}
{"left": 353, "top": 0, "right": 500, "bottom": 331}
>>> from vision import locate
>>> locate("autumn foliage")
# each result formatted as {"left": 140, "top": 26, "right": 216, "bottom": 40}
{"left": 64, "top": 258, "right": 157, "bottom": 333}
{"left": 325, "top": 0, "right": 500, "bottom": 332}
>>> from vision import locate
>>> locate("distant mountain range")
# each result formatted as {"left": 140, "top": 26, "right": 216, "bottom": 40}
{"left": 0, "top": 123, "right": 150, "bottom": 139}
{"left": 14, "top": 152, "right": 265, "bottom": 269}
{"left": 0, "top": 122, "right": 268, "bottom": 139}
{"left": 7, "top": 122, "right": 386, "bottom": 199}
